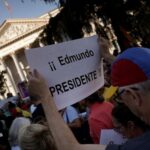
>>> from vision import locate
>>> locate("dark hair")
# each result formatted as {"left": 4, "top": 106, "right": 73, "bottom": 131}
{"left": 85, "top": 92, "right": 104, "bottom": 104}
{"left": 112, "top": 104, "right": 149, "bottom": 131}
{"left": 113, "top": 49, "right": 119, "bottom": 56}
{"left": 7, "top": 93, "right": 13, "bottom": 98}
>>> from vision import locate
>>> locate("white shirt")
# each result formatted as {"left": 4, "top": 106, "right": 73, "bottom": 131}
{"left": 63, "top": 106, "right": 79, "bottom": 123}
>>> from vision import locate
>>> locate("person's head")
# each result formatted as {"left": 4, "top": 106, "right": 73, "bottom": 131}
{"left": 7, "top": 92, "right": 13, "bottom": 98}
{"left": 111, "top": 47, "right": 150, "bottom": 125}
{"left": 9, "top": 117, "right": 31, "bottom": 146}
{"left": 113, "top": 49, "right": 119, "bottom": 56}
{"left": 19, "top": 123, "right": 57, "bottom": 150}
{"left": 85, "top": 91, "right": 104, "bottom": 107}
{"left": 112, "top": 104, "right": 149, "bottom": 139}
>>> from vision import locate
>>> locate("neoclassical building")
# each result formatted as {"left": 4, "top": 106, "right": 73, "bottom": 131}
{"left": 0, "top": 9, "right": 60, "bottom": 98}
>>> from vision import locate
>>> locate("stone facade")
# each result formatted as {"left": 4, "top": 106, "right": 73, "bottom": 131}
{"left": 0, "top": 9, "right": 60, "bottom": 98}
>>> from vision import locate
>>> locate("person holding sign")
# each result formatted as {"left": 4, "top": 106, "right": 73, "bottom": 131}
{"left": 28, "top": 38, "right": 150, "bottom": 150}
{"left": 28, "top": 69, "right": 105, "bottom": 150}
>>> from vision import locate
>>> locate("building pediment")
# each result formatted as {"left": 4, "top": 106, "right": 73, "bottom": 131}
{"left": 0, "top": 18, "right": 49, "bottom": 47}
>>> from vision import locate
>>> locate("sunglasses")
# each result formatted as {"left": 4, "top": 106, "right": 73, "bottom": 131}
{"left": 114, "top": 87, "right": 139, "bottom": 103}
{"left": 114, "top": 89, "right": 125, "bottom": 103}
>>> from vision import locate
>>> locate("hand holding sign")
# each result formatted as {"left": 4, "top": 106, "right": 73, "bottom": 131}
{"left": 98, "top": 36, "right": 115, "bottom": 64}
{"left": 98, "top": 36, "right": 110, "bottom": 58}
{"left": 28, "top": 69, "right": 52, "bottom": 103}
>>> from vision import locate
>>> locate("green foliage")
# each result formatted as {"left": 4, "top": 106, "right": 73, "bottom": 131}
{"left": 39, "top": 0, "right": 109, "bottom": 45}
{"left": 32, "top": 0, "right": 150, "bottom": 50}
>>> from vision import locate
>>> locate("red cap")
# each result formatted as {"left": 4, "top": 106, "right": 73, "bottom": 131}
{"left": 111, "top": 59, "right": 148, "bottom": 87}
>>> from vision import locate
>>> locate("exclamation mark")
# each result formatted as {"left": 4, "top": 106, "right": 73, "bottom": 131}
{"left": 48, "top": 61, "right": 56, "bottom": 71}
{"left": 52, "top": 61, "right": 56, "bottom": 70}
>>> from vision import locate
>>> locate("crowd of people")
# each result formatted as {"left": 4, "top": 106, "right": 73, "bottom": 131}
{"left": 0, "top": 36, "right": 150, "bottom": 150}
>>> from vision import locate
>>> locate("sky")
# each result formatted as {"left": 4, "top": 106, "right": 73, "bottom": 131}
{"left": 0, "top": 0, "right": 58, "bottom": 25}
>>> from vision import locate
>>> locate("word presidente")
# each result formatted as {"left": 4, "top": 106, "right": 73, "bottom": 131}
{"left": 49, "top": 70, "right": 97, "bottom": 96}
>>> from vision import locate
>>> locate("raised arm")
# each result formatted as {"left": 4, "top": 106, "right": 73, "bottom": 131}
{"left": 28, "top": 69, "right": 106, "bottom": 150}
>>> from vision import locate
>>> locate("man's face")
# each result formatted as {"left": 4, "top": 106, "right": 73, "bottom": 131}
{"left": 118, "top": 87, "right": 150, "bottom": 125}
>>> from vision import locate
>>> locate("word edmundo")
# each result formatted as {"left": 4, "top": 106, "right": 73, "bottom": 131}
{"left": 49, "top": 70, "right": 97, "bottom": 96}
{"left": 58, "top": 49, "right": 94, "bottom": 65}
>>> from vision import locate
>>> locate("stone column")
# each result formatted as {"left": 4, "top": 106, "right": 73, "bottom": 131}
{"left": 10, "top": 52, "right": 25, "bottom": 82}
{"left": 0, "top": 58, "right": 17, "bottom": 95}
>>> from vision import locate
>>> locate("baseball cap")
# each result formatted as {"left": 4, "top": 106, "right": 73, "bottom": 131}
{"left": 111, "top": 47, "right": 150, "bottom": 87}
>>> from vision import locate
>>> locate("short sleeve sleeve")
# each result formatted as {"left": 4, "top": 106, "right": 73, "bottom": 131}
{"left": 66, "top": 106, "right": 79, "bottom": 123}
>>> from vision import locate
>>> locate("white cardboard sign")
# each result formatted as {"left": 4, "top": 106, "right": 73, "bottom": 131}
{"left": 26, "top": 35, "right": 104, "bottom": 110}
{"left": 100, "top": 129, "right": 127, "bottom": 145}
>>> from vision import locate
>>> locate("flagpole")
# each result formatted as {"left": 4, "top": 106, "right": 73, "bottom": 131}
{"left": 1, "top": 0, "right": 13, "bottom": 18}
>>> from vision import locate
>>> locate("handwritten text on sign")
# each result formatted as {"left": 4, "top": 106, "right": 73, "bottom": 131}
{"left": 26, "top": 35, "right": 104, "bottom": 110}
